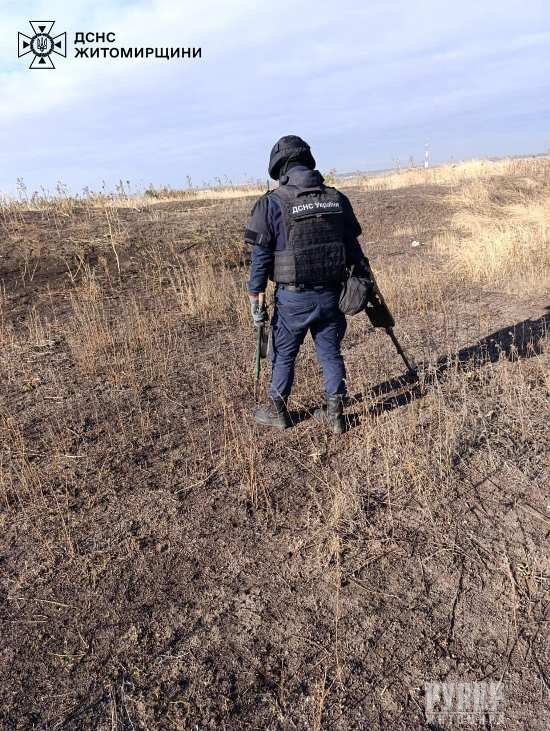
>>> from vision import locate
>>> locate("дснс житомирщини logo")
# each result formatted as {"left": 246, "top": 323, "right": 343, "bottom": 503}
{"left": 18, "top": 21, "right": 66, "bottom": 69}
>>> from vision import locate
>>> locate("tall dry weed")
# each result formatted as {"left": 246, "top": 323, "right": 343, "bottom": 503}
{"left": 167, "top": 256, "right": 249, "bottom": 325}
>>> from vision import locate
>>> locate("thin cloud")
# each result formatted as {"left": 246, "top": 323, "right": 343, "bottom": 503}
{"left": 1, "top": 0, "right": 549, "bottom": 193}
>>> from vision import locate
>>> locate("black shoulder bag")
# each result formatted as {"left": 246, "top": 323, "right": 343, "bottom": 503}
{"left": 339, "top": 264, "right": 374, "bottom": 316}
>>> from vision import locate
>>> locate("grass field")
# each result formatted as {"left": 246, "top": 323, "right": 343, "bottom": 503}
{"left": 1, "top": 158, "right": 549, "bottom": 729}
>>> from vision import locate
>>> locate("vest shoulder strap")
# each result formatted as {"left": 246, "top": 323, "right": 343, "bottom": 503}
{"left": 270, "top": 185, "right": 296, "bottom": 202}
{"left": 271, "top": 182, "right": 326, "bottom": 200}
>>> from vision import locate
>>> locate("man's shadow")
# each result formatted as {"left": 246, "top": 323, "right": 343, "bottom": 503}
{"left": 290, "top": 309, "right": 549, "bottom": 429}
{"left": 345, "top": 308, "right": 550, "bottom": 426}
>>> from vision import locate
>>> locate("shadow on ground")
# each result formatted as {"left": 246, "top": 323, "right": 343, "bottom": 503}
{"left": 342, "top": 308, "right": 550, "bottom": 427}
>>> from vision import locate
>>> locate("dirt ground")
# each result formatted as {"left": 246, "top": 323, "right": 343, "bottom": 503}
{"left": 0, "top": 175, "right": 549, "bottom": 729}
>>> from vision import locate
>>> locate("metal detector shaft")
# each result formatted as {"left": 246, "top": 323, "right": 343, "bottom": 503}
{"left": 255, "top": 327, "right": 262, "bottom": 381}
{"left": 254, "top": 293, "right": 265, "bottom": 398}
{"left": 385, "top": 327, "right": 416, "bottom": 373}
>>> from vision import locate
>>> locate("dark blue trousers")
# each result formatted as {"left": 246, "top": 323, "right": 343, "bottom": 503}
{"left": 268, "top": 286, "right": 347, "bottom": 400}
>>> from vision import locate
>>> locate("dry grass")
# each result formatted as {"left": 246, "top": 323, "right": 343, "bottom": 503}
{"left": 434, "top": 175, "right": 550, "bottom": 292}
{"left": 0, "top": 156, "right": 549, "bottom": 729}
{"left": 358, "top": 156, "right": 550, "bottom": 191}
{"left": 0, "top": 181, "right": 269, "bottom": 217}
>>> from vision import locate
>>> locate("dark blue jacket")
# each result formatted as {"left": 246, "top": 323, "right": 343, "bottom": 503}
{"left": 245, "top": 165, "right": 366, "bottom": 294}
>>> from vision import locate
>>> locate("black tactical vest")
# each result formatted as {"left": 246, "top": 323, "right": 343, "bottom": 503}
{"left": 271, "top": 184, "right": 347, "bottom": 285}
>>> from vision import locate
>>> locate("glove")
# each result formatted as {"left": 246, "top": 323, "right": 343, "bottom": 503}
{"left": 250, "top": 295, "right": 267, "bottom": 328}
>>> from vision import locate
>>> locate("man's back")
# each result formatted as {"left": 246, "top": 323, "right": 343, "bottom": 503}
{"left": 246, "top": 165, "right": 366, "bottom": 293}
{"left": 245, "top": 136, "right": 370, "bottom": 433}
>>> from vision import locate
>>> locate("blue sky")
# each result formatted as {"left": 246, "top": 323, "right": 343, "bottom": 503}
{"left": 1, "top": 0, "right": 549, "bottom": 195}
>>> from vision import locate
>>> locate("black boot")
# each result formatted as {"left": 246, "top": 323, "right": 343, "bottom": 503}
{"left": 254, "top": 397, "right": 291, "bottom": 430}
{"left": 314, "top": 396, "right": 345, "bottom": 435}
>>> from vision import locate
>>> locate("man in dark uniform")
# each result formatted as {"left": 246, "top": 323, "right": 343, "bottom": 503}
{"left": 245, "top": 135, "right": 370, "bottom": 434}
